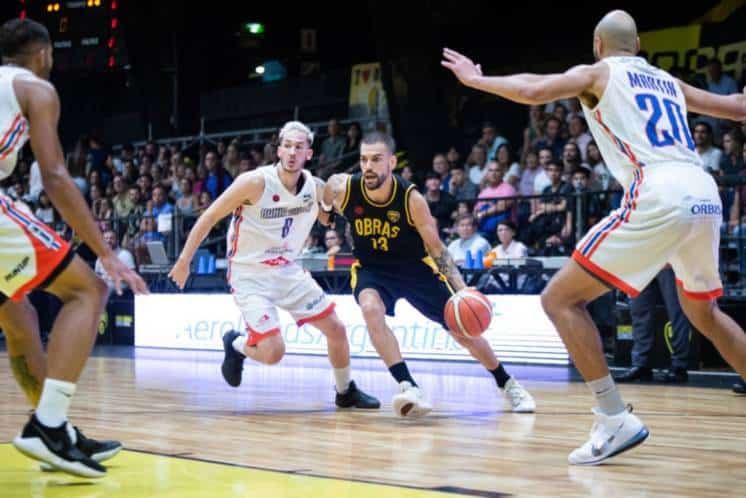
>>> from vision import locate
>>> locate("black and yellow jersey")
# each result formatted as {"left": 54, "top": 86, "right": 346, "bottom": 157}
{"left": 340, "top": 173, "right": 427, "bottom": 268}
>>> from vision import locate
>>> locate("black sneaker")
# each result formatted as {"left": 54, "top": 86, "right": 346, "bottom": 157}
{"left": 13, "top": 414, "right": 106, "bottom": 478}
{"left": 733, "top": 379, "right": 746, "bottom": 394}
{"left": 335, "top": 380, "right": 381, "bottom": 409}
{"left": 222, "top": 330, "right": 246, "bottom": 387}
{"left": 41, "top": 426, "right": 122, "bottom": 471}
{"left": 73, "top": 426, "right": 122, "bottom": 462}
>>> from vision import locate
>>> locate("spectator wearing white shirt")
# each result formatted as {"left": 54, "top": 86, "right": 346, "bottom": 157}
{"left": 447, "top": 214, "right": 491, "bottom": 266}
{"left": 95, "top": 230, "right": 137, "bottom": 290}
{"left": 492, "top": 220, "right": 528, "bottom": 259}
{"left": 693, "top": 121, "right": 723, "bottom": 172}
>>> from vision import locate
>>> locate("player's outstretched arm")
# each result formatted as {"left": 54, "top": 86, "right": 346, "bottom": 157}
{"left": 408, "top": 188, "right": 466, "bottom": 291}
{"left": 21, "top": 77, "right": 148, "bottom": 295}
{"left": 679, "top": 80, "right": 746, "bottom": 122}
{"left": 441, "top": 48, "right": 602, "bottom": 105}
{"left": 323, "top": 173, "right": 350, "bottom": 214}
{"left": 168, "top": 172, "right": 264, "bottom": 289}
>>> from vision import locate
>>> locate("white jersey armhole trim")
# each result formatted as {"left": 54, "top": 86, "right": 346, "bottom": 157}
{"left": 583, "top": 60, "right": 613, "bottom": 114}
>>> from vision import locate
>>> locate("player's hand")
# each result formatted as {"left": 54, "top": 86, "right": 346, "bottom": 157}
{"left": 100, "top": 253, "right": 149, "bottom": 296}
{"left": 441, "top": 48, "right": 482, "bottom": 87}
{"left": 168, "top": 258, "right": 190, "bottom": 290}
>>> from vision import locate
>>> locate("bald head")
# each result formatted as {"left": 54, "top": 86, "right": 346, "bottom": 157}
{"left": 594, "top": 10, "right": 639, "bottom": 59}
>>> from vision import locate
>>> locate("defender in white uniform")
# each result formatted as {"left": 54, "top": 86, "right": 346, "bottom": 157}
{"left": 444, "top": 10, "right": 746, "bottom": 466}
{"left": 170, "top": 121, "right": 379, "bottom": 409}
{"left": 1, "top": 18, "right": 147, "bottom": 478}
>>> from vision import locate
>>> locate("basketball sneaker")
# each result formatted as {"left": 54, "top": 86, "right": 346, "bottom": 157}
{"left": 13, "top": 414, "right": 106, "bottom": 478}
{"left": 335, "top": 380, "right": 381, "bottom": 409}
{"left": 392, "top": 381, "right": 432, "bottom": 417}
{"left": 221, "top": 330, "right": 246, "bottom": 387}
{"left": 503, "top": 378, "right": 536, "bottom": 413}
{"left": 568, "top": 405, "right": 649, "bottom": 465}
{"left": 40, "top": 426, "right": 121, "bottom": 471}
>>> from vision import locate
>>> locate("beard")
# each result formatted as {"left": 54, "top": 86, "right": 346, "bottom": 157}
{"left": 363, "top": 172, "right": 386, "bottom": 190}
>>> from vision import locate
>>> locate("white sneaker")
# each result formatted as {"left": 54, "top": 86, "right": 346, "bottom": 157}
{"left": 392, "top": 381, "right": 432, "bottom": 417}
{"left": 568, "top": 405, "right": 649, "bottom": 465}
{"left": 503, "top": 378, "right": 536, "bottom": 413}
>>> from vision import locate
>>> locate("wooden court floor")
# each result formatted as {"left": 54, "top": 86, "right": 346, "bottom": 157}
{"left": 1, "top": 348, "right": 745, "bottom": 498}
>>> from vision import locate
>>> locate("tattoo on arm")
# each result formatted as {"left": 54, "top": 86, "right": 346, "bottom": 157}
{"left": 10, "top": 355, "right": 41, "bottom": 406}
{"left": 434, "top": 246, "right": 466, "bottom": 291}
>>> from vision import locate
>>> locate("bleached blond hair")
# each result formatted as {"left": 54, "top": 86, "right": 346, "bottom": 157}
{"left": 278, "top": 121, "right": 314, "bottom": 146}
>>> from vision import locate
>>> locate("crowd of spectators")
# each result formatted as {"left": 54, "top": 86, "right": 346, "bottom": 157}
{"left": 3, "top": 57, "right": 745, "bottom": 287}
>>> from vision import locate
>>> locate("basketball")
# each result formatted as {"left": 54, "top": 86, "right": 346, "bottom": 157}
{"left": 444, "top": 288, "right": 493, "bottom": 337}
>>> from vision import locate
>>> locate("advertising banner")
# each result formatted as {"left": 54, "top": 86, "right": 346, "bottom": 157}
{"left": 135, "top": 294, "right": 568, "bottom": 365}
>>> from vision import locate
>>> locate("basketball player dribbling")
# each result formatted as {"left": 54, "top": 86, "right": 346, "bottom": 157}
{"left": 443, "top": 10, "right": 746, "bottom": 464}
{"left": 323, "top": 131, "right": 535, "bottom": 417}
{"left": 0, "top": 19, "right": 148, "bottom": 477}
{"left": 169, "top": 121, "right": 379, "bottom": 410}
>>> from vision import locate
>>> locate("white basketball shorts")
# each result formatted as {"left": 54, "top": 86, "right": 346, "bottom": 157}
{"left": 574, "top": 163, "right": 722, "bottom": 300}
{"left": 0, "top": 194, "right": 71, "bottom": 303}
{"left": 229, "top": 262, "right": 335, "bottom": 346}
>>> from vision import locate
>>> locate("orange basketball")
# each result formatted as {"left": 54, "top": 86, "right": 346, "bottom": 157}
{"left": 444, "top": 288, "right": 493, "bottom": 337}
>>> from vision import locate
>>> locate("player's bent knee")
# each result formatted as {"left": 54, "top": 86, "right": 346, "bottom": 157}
{"left": 258, "top": 336, "right": 285, "bottom": 365}
{"left": 359, "top": 300, "right": 384, "bottom": 320}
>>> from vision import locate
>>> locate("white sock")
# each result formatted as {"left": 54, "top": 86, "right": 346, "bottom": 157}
{"left": 232, "top": 333, "right": 247, "bottom": 355}
{"left": 333, "top": 366, "right": 351, "bottom": 394}
{"left": 587, "top": 375, "right": 625, "bottom": 416}
{"left": 35, "top": 378, "right": 76, "bottom": 427}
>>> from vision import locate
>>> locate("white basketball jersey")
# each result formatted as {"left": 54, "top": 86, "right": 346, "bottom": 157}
{"left": 582, "top": 56, "right": 702, "bottom": 190}
{"left": 226, "top": 164, "right": 319, "bottom": 268}
{"left": 0, "top": 66, "right": 31, "bottom": 180}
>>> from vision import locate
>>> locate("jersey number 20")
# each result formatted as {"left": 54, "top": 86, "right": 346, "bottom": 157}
{"left": 635, "top": 93, "right": 695, "bottom": 150}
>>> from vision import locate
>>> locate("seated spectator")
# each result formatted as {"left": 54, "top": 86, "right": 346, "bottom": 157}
{"left": 432, "top": 153, "right": 450, "bottom": 190}
{"left": 204, "top": 151, "right": 233, "bottom": 199}
{"left": 223, "top": 140, "right": 241, "bottom": 179}
{"left": 693, "top": 121, "right": 722, "bottom": 173}
{"left": 560, "top": 142, "right": 587, "bottom": 183}
{"left": 93, "top": 197, "right": 114, "bottom": 223}
{"left": 490, "top": 220, "right": 528, "bottom": 259}
{"left": 137, "top": 173, "right": 153, "bottom": 200}
{"left": 522, "top": 105, "right": 545, "bottom": 158}
{"left": 467, "top": 143, "right": 488, "bottom": 186}
{"left": 175, "top": 179, "right": 198, "bottom": 216}
{"left": 496, "top": 144, "right": 520, "bottom": 188}
{"left": 447, "top": 214, "right": 491, "bottom": 266}
{"left": 533, "top": 116, "right": 566, "bottom": 160}
{"left": 237, "top": 153, "right": 256, "bottom": 175}
{"left": 480, "top": 121, "right": 508, "bottom": 162}
{"left": 148, "top": 185, "right": 174, "bottom": 219}
{"left": 424, "top": 172, "right": 456, "bottom": 237}
{"left": 567, "top": 165, "right": 602, "bottom": 243}
{"left": 474, "top": 163, "right": 516, "bottom": 238}
{"left": 524, "top": 161, "right": 572, "bottom": 255}
{"left": 447, "top": 164, "right": 478, "bottom": 201}
{"left": 446, "top": 146, "right": 461, "bottom": 170}
{"left": 342, "top": 121, "right": 362, "bottom": 173}
{"left": 719, "top": 129, "right": 744, "bottom": 175}
{"left": 95, "top": 230, "right": 136, "bottom": 289}
{"left": 324, "top": 228, "right": 350, "bottom": 255}
{"left": 515, "top": 151, "right": 541, "bottom": 197}
{"left": 317, "top": 119, "right": 347, "bottom": 178}
{"left": 400, "top": 165, "right": 414, "bottom": 183}
{"left": 568, "top": 115, "right": 592, "bottom": 161}
{"left": 197, "top": 191, "right": 213, "bottom": 215}
{"left": 34, "top": 191, "right": 56, "bottom": 225}
{"left": 533, "top": 147, "right": 554, "bottom": 195}
{"left": 193, "top": 165, "right": 207, "bottom": 194}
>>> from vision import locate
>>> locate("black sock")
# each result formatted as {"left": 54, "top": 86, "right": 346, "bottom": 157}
{"left": 389, "top": 361, "right": 417, "bottom": 387}
{"left": 490, "top": 364, "right": 511, "bottom": 388}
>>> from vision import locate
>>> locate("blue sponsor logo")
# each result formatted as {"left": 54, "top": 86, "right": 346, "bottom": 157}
{"left": 690, "top": 202, "right": 721, "bottom": 216}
